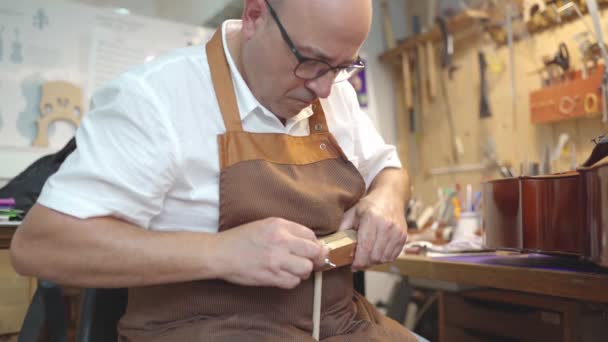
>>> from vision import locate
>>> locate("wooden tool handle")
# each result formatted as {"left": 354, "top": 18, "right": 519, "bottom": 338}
{"left": 380, "top": 0, "right": 396, "bottom": 50}
{"left": 426, "top": 41, "right": 438, "bottom": 100}
{"left": 417, "top": 43, "right": 428, "bottom": 116}
{"left": 402, "top": 54, "right": 414, "bottom": 111}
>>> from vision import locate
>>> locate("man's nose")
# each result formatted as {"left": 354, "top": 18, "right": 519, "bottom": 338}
{"left": 305, "top": 71, "right": 336, "bottom": 99}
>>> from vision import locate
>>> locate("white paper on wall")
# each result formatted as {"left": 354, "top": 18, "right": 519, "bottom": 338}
{"left": 0, "top": 0, "right": 211, "bottom": 150}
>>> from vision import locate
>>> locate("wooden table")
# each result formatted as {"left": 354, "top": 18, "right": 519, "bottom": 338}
{"left": 0, "top": 222, "right": 20, "bottom": 249}
{"left": 0, "top": 222, "right": 35, "bottom": 336}
{"left": 373, "top": 252, "right": 608, "bottom": 304}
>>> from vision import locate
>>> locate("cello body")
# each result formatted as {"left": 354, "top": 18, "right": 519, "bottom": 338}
{"left": 483, "top": 178, "right": 522, "bottom": 251}
{"left": 579, "top": 162, "right": 608, "bottom": 267}
{"left": 483, "top": 135, "right": 608, "bottom": 267}
{"left": 483, "top": 173, "right": 585, "bottom": 256}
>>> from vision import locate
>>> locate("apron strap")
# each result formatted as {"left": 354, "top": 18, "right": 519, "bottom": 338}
{"left": 308, "top": 100, "right": 330, "bottom": 134}
{"left": 206, "top": 29, "right": 243, "bottom": 132}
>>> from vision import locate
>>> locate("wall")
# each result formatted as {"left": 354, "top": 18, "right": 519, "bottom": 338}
{"left": 70, "top": 0, "right": 160, "bottom": 17}
{"left": 392, "top": 6, "right": 608, "bottom": 204}
{"left": 0, "top": 0, "right": 207, "bottom": 185}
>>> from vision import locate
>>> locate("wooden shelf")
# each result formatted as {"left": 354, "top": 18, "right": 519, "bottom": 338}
{"left": 379, "top": 10, "right": 489, "bottom": 65}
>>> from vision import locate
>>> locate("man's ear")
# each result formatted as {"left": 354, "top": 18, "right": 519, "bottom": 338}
{"left": 241, "top": 0, "right": 265, "bottom": 40}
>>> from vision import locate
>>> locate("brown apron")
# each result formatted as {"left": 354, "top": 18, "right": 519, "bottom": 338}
{"left": 117, "top": 29, "right": 417, "bottom": 342}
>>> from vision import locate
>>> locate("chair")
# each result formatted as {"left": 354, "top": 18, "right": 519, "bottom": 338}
{"left": 19, "top": 283, "right": 127, "bottom": 342}
{"left": 76, "top": 288, "right": 127, "bottom": 342}
{"left": 18, "top": 281, "right": 68, "bottom": 342}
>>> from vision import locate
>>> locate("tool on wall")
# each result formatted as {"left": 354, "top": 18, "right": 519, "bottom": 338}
{"left": 523, "top": 0, "right": 547, "bottom": 23}
{"left": 439, "top": 69, "right": 463, "bottom": 163}
{"left": 543, "top": 42, "right": 571, "bottom": 85}
{"left": 436, "top": 16, "right": 458, "bottom": 80}
{"left": 427, "top": 0, "right": 437, "bottom": 31}
{"left": 479, "top": 51, "right": 492, "bottom": 118}
{"left": 416, "top": 43, "right": 428, "bottom": 117}
{"left": 506, "top": 3, "right": 518, "bottom": 130}
{"left": 435, "top": 15, "right": 462, "bottom": 162}
{"left": 426, "top": 41, "right": 438, "bottom": 101}
{"left": 425, "top": 0, "right": 438, "bottom": 101}
{"left": 528, "top": 42, "right": 571, "bottom": 86}
{"left": 402, "top": 53, "right": 416, "bottom": 133}
{"left": 555, "top": 1, "right": 600, "bottom": 79}
{"left": 572, "top": 32, "right": 606, "bottom": 80}
{"left": 547, "top": 43, "right": 571, "bottom": 73}
{"left": 380, "top": 0, "right": 396, "bottom": 50}
{"left": 585, "top": 0, "right": 608, "bottom": 123}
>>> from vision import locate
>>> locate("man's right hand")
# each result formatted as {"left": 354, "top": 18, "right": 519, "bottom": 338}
{"left": 211, "top": 218, "right": 329, "bottom": 289}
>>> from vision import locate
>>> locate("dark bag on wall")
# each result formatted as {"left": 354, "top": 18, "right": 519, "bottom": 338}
{"left": 0, "top": 137, "right": 76, "bottom": 214}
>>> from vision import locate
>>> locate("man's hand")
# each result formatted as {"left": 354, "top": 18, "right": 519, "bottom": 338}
{"left": 339, "top": 169, "right": 409, "bottom": 271}
{"left": 212, "top": 218, "right": 329, "bottom": 289}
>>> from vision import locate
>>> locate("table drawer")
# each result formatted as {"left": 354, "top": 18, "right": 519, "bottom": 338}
{"left": 442, "top": 292, "right": 565, "bottom": 341}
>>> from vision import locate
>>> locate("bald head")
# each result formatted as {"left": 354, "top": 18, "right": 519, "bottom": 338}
{"left": 272, "top": 0, "right": 372, "bottom": 63}
{"left": 236, "top": 0, "right": 372, "bottom": 119}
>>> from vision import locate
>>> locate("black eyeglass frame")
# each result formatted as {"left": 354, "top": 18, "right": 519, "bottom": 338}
{"left": 264, "top": 0, "right": 365, "bottom": 82}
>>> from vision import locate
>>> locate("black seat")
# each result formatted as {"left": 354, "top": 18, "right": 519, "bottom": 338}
{"left": 18, "top": 280, "right": 68, "bottom": 342}
{"left": 76, "top": 288, "right": 127, "bottom": 342}
{"left": 19, "top": 283, "right": 127, "bottom": 342}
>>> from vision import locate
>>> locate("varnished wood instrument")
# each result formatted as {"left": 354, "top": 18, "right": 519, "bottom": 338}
{"left": 483, "top": 135, "right": 608, "bottom": 267}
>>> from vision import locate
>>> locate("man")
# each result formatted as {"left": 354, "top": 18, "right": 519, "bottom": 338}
{"left": 11, "top": 0, "right": 420, "bottom": 340}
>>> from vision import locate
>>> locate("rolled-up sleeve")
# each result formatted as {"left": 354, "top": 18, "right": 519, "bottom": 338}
{"left": 344, "top": 84, "right": 402, "bottom": 188}
{"left": 37, "top": 74, "right": 179, "bottom": 228}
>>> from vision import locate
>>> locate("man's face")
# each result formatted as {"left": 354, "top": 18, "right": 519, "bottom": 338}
{"left": 241, "top": 0, "right": 372, "bottom": 120}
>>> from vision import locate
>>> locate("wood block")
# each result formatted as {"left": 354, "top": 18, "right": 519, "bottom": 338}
{"left": 319, "top": 229, "right": 357, "bottom": 270}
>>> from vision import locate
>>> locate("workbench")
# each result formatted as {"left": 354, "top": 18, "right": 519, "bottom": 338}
{"left": 374, "top": 252, "right": 608, "bottom": 303}
{"left": 374, "top": 252, "right": 608, "bottom": 342}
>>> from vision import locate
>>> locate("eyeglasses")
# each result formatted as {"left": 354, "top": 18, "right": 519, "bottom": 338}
{"left": 264, "top": 0, "right": 365, "bottom": 83}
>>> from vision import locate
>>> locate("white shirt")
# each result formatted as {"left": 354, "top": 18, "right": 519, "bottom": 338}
{"left": 38, "top": 20, "right": 402, "bottom": 232}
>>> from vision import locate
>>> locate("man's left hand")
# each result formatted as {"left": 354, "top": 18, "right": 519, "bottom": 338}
{"left": 339, "top": 190, "right": 408, "bottom": 271}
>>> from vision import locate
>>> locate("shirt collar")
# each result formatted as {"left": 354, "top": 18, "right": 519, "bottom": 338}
{"left": 220, "top": 20, "right": 315, "bottom": 127}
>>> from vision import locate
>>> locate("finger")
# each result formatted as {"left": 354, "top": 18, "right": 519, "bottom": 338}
{"left": 339, "top": 207, "right": 358, "bottom": 231}
{"left": 283, "top": 220, "right": 317, "bottom": 241}
{"left": 272, "top": 270, "right": 303, "bottom": 289}
{"left": 371, "top": 222, "right": 393, "bottom": 264}
{"left": 390, "top": 240, "right": 404, "bottom": 261}
{"left": 392, "top": 231, "right": 408, "bottom": 259}
{"left": 383, "top": 226, "right": 406, "bottom": 262}
{"left": 352, "top": 214, "right": 376, "bottom": 271}
{"left": 280, "top": 254, "right": 314, "bottom": 280}
{"left": 287, "top": 238, "right": 324, "bottom": 261}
